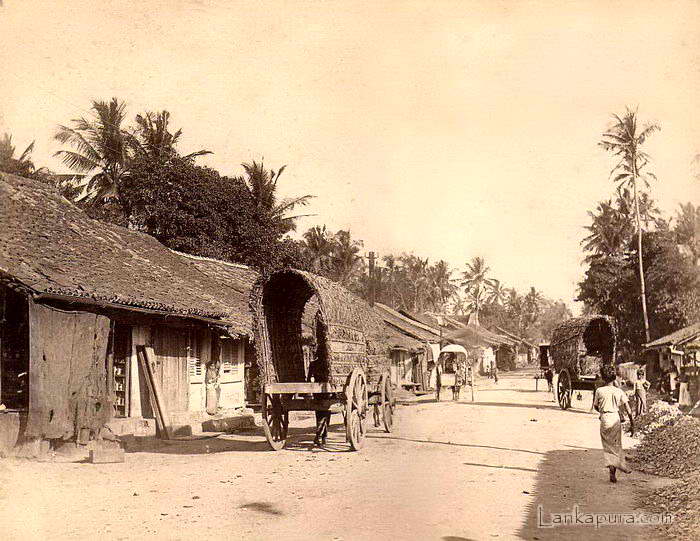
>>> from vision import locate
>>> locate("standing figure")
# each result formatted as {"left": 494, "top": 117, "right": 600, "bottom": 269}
{"left": 545, "top": 368, "right": 553, "bottom": 393}
{"left": 454, "top": 361, "right": 465, "bottom": 401}
{"left": 593, "top": 364, "right": 635, "bottom": 483}
{"left": 308, "top": 357, "right": 331, "bottom": 447}
{"left": 492, "top": 363, "right": 499, "bottom": 384}
{"left": 633, "top": 369, "right": 651, "bottom": 417}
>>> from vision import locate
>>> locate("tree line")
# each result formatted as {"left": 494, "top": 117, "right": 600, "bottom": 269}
{"left": 578, "top": 107, "right": 699, "bottom": 358}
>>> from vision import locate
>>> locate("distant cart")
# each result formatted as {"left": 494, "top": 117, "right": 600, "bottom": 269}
{"left": 435, "top": 344, "right": 474, "bottom": 401}
{"left": 549, "top": 316, "right": 616, "bottom": 410}
{"left": 250, "top": 269, "right": 396, "bottom": 451}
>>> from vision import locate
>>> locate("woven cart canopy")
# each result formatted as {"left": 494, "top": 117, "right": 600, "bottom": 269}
{"left": 250, "top": 269, "right": 391, "bottom": 386}
{"left": 550, "top": 315, "right": 616, "bottom": 379}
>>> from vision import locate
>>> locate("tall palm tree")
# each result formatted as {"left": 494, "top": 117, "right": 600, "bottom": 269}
{"left": 460, "top": 256, "right": 491, "bottom": 325}
{"left": 486, "top": 278, "right": 507, "bottom": 306}
{"left": 523, "top": 287, "right": 543, "bottom": 327}
{"left": 54, "top": 97, "right": 131, "bottom": 205}
{"left": 303, "top": 225, "right": 334, "bottom": 273}
{"left": 241, "top": 160, "right": 313, "bottom": 234}
{"left": 132, "top": 110, "right": 211, "bottom": 161}
{"left": 427, "top": 260, "right": 457, "bottom": 312}
{"left": 600, "top": 107, "right": 660, "bottom": 343}
{"left": 329, "top": 230, "right": 363, "bottom": 286}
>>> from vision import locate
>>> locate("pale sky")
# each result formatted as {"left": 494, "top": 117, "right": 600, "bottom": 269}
{"left": 2, "top": 1, "right": 699, "bottom": 309}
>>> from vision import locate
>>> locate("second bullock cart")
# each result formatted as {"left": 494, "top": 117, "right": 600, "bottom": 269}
{"left": 549, "top": 315, "right": 617, "bottom": 410}
{"left": 251, "top": 269, "right": 396, "bottom": 451}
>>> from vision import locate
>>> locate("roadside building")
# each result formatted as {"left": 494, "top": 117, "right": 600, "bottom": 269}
{"left": 372, "top": 302, "right": 441, "bottom": 390}
{"left": 441, "top": 313, "right": 516, "bottom": 374}
{"left": 644, "top": 323, "right": 700, "bottom": 410}
{"left": 0, "top": 173, "right": 257, "bottom": 455}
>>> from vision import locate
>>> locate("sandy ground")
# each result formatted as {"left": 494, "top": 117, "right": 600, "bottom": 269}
{"left": 0, "top": 369, "right": 670, "bottom": 541}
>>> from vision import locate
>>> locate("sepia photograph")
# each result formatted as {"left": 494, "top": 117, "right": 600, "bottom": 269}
{"left": 0, "top": 1, "right": 699, "bottom": 539}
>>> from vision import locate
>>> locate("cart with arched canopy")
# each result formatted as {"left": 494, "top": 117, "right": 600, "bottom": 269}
{"left": 250, "top": 269, "right": 396, "bottom": 451}
{"left": 435, "top": 344, "right": 474, "bottom": 401}
{"left": 549, "top": 315, "right": 616, "bottom": 410}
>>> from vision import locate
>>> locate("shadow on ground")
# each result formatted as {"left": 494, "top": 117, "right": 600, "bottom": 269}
{"left": 122, "top": 419, "right": 386, "bottom": 454}
{"left": 517, "top": 448, "right": 665, "bottom": 540}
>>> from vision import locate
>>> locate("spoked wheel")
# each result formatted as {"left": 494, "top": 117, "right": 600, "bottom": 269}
{"left": 557, "top": 369, "right": 572, "bottom": 410}
{"left": 262, "top": 392, "right": 289, "bottom": 450}
{"left": 345, "top": 368, "right": 368, "bottom": 451}
{"left": 379, "top": 371, "right": 395, "bottom": 433}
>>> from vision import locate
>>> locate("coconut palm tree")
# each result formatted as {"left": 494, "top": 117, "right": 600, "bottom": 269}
{"left": 241, "top": 160, "right": 313, "bottom": 234}
{"left": 54, "top": 97, "right": 131, "bottom": 205}
{"left": 582, "top": 199, "right": 633, "bottom": 261}
{"left": 600, "top": 107, "right": 660, "bottom": 342}
{"left": 329, "top": 230, "right": 364, "bottom": 286}
{"left": 486, "top": 278, "right": 507, "bottom": 306}
{"left": 0, "top": 133, "right": 45, "bottom": 178}
{"left": 132, "top": 110, "right": 211, "bottom": 162}
{"left": 303, "top": 225, "right": 334, "bottom": 274}
{"left": 428, "top": 260, "right": 457, "bottom": 312}
{"left": 460, "top": 256, "right": 491, "bottom": 325}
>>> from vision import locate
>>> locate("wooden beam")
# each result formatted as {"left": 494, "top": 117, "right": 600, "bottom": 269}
{"left": 136, "top": 346, "right": 172, "bottom": 439}
{"left": 264, "top": 382, "right": 341, "bottom": 394}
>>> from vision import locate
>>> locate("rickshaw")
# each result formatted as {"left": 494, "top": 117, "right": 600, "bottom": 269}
{"left": 435, "top": 344, "right": 473, "bottom": 401}
{"left": 549, "top": 315, "right": 616, "bottom": 410}
{"left": 250, "top": 269, "right": 396, "bottom": 451}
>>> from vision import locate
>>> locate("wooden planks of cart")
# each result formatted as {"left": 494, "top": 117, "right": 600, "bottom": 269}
{"left": 549, "top": 315, "right": 616, "bottom": 410}
{"left": 250, "top": 269, "right": 396, "bottom": 451}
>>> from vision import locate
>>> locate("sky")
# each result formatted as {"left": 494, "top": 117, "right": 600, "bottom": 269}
{"left": 1, "top": 0, "right": 699, "bottom": 311}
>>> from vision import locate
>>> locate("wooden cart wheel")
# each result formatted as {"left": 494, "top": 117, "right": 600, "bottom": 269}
{"left": 557, "top": 369, "right": 572, "bottom": 410}
{"left": 262, "top": 392, "right": 288, "bottom": 450}
{"left": 345, "top": 368, "right": 368, "bottom": 450}
{"left": 380, "top": 371, "right": 395, "bottom": 433}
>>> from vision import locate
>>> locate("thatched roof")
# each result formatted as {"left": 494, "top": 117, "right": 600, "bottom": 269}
{"left": 645, "top": 322, "right": 700, "bottom": 350}
{"left": 445, "top": 317, "right": 515, "bottom": 348}
{"left": 0, "top": 172, "right": 256, "bottom": 335}
{"left": 373, "top": 302, "right": 441, "bottom": 343}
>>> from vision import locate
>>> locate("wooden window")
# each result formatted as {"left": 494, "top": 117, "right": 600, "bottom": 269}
{"left": 220, "top": 339, "right": 243, "bottom": 382}
{"left": 187, "top": 330, "right": 204, "bottom": 383}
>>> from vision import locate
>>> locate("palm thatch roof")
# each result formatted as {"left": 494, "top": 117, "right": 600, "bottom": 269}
{"left": 644, "top": 323, "right": 700, "bottom": 350}
{"left": 373, "top": 302, "right": 441, "bottom": 343}
{"left": 0, "top": 172, "right": 256, "bottom": 335}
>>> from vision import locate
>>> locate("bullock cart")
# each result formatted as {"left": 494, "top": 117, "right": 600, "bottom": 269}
{"left": 250, "top": 269, "right": 395, "bottom": 451}
{"left": 550, "top": 315, "right": 616, "bottom": 410}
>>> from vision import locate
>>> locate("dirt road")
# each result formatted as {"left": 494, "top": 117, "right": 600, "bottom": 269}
{"left": 0, "top": 370, "right": 667, "bottom": 540}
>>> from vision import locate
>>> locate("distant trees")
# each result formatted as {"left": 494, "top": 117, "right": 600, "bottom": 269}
{"left": 121, "top": 154, "right": 308, "bottom": 272}
{"left": 49, "top": 97, "right": 312, "bottom": 273}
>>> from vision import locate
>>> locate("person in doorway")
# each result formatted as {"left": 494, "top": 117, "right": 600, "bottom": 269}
{"left": 633, "top": 369, "right": 651, "bottom": 417}
{"left": 308, "top": 356, "right": 331, "bottom": 447}
{"left": 593, "top": 364, "right": 634, "bottom": 483}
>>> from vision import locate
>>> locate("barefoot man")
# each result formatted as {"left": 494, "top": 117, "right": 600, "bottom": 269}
{"left": 593, "top": 364, "right": 635, "bottom": 483}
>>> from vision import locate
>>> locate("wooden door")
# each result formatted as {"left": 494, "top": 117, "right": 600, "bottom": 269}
{"left": 151, "top": 327, "right": 189, "bottom": 414}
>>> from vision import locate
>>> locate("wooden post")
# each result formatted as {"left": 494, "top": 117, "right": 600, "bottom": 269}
{"left": 368, "top": 251, "right": 376, "bottom": 307}
{"left": 136, "top": 345, "right": 172, "bottom": 439}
